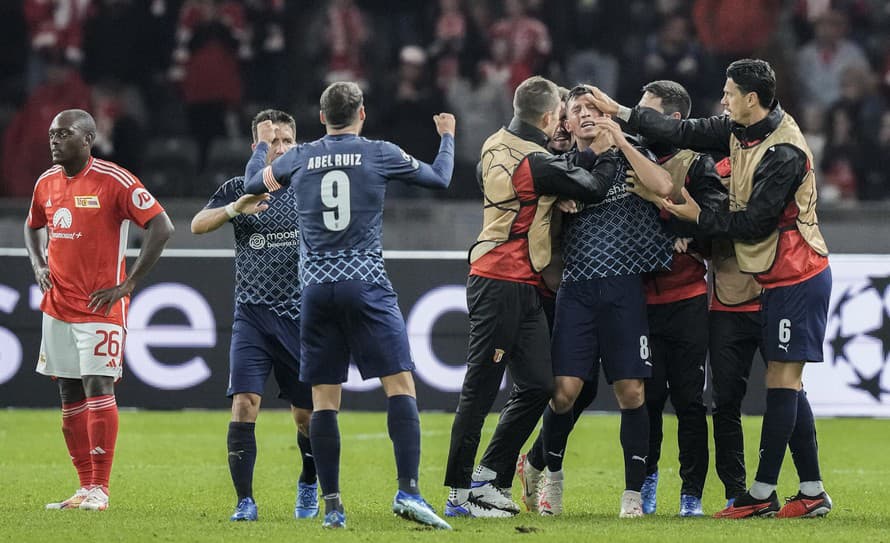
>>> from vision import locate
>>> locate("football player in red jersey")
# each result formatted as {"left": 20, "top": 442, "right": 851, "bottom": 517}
{"left": 25, "top": 109, "right": 174, "bottom": 511}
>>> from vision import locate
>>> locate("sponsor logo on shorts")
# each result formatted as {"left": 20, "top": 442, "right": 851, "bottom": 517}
{"left": 778, "top": 344, "right": 789, "bottom": 352}
{"left": 38, "top": 352, "right": 46, "bottom": 366}
{"left": 105, "top": 359, "right": 118, "bottom": 368}
{"left": 492, "top": 348, "right": 505, "bottom": 363}
{"left": 74, "top": 195, "right": 100, "bottom": 208}
{"left": 131, "top": 188, "right": 156, "bottom": 210}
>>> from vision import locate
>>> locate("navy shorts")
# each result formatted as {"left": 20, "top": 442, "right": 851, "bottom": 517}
{"left": 227, "top": 304, "right": 312, "bottom": 409}
{"left": 552, "top": 274, "right": 652, "bottom": 384}
{"left": 761, "top": 266, "right": 831, "bottom": 363}
{"left": 300, "top": 281, "right": 414, "bottom": 385}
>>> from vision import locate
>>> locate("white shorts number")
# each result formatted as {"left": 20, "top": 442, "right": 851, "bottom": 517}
{"left": 639, "top": 335, "right": 650, "bottom": 359}
{"left": 321, "top": 170, "right": 351, "bottom": 231}
{"left": 778, "top": 318, "right": 791, "bottom": 343}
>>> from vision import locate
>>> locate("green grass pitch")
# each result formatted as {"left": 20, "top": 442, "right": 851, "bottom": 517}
{"left": 1, "top": 410, "right": 888, "bottom": 542}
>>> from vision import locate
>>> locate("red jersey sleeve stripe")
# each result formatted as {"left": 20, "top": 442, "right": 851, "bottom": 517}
{"left": 263, "top": 166, "right": 282, "bottom": 191}
{"left": 94, "top": 159, "right": 139, "bottom": 186}
{"left": 91, "top": 162, "right": 134, "bottom": 189}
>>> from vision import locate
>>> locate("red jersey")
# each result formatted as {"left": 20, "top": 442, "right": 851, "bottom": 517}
{"left": 26, "top": 157, "right": 164, "bottom": 327}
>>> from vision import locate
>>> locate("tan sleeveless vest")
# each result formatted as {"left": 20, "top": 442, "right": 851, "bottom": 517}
{"left": 728, "top": 113, "right": 828, "bottom": 274}
{"left": 660, "top": 149, "right": 697, "bottom": 198}
{"left": 469, "top": 128, "right": 557, "bottom": 273}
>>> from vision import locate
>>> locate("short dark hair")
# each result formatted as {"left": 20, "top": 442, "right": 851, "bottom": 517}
{"left": 641, "top": 80, "right": 691, "bottom": 118}
{"left": 320, "top": 82, "right": 364, "bottom": 129}
{"left": 513, "top": 76, "right": 560, "bottom": 124}
{"left": 726, "top": 58, "right": 776, "bottom": 108}
{"left": 251, "top": 109, "right": 296, "bottom": 142}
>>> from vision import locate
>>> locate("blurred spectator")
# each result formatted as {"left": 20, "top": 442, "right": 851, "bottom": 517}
{"left": 242, "top": 0, "right": 288, "bottom": 108}
{"left": 318, "top": 0, "right": 370, "bottom": 89}
{"left": 635, "top": 13, "right": 714, "bottom": 114}
{"left": 24, "top": 0, "right": 92, "bottom": 91}
{"left": 2, "top": 56, "right": 91, "bottom": 197}
{"left": 820, "top": 104, "right": 864, "bottom": 203}
{"left": 489, "top": 0, "right": 551, "bottom": 90}
{"left": 428, "top": 0, "right": 467, "bottom": 90}
{"left": 379, "top": 46, "right": 445, "bottom": 165}
{"left": 170, "top": 0, "right": 246, "bottom": 171}
{"left": 796, "top": 9, "right": 870, "bottom": 116}
{"left": 693, "top": 0, "right": 780, "bottom": 64}
{"left": 863, "top": 110, "right": 890, "bottom": 201}
{"left": 445, "top": 58, "right": 512, "bottom": 198}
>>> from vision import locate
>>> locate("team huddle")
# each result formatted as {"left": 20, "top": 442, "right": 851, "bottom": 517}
{"left": 25, "top": 57, "right": 832, "bottom": 529}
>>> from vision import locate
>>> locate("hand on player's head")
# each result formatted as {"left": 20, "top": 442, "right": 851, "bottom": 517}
{"left": 255, "top": 120, "right": 277, "bottom": 145}
{"left": 587, "top": 86, "right": 620, "bottom": 116}
{"left": 433, "top": 113, "right": 456, "bottom": 137}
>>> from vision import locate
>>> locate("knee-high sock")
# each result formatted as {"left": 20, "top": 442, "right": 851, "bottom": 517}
{"left": 387, "top": 395, "right": 421, "bottom": 495}
{"left": 86, "top": 395, "right": 118, "bottom": 493}
{"left": 787, "top": 388, "right": 822, "bottom": 485}
{"left": 297, "top": 432, "right": 317, "bottom": 484}
{"left": 753, "top": 388, "right": 798, "bottom": 487}
{"left": 227, "top": 422, "right": 257, "bottom": 500}
{"left": 61, "top": 399, "right": 92, "bottom": 488}
{"left": 541, "top": 406, "right": 574, "bottom": 472}
{"left": 310, "top": 410, "right": 341, "bottom": 504}
{"left": 620, "top": 405, "right": 649, "bottom": 492}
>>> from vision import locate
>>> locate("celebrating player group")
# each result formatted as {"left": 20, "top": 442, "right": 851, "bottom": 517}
{"left": 26, "top": 57, "right": 832, "bottom": 529}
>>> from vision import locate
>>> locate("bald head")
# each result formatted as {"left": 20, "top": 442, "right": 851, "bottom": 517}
{"left": 49, "top": 109, "right": 97, "bottom": 173}
{"left": 54, "top": 109, "right": 97, "bottom": 138}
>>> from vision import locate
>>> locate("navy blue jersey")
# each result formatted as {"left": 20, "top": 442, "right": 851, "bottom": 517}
{"left": 244, "top": 133, "right": 454, "bottom": 287}
{"left": 204, "top": 176, "right": 301, "bottom": 319}
{"left": 562, "top": 148, "right": 673, "bottom": 281}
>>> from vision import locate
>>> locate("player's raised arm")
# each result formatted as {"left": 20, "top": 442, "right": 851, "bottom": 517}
{"left": 593, "top": 116, "right": 673, "bottom": 198}
{"left": 244, "top": 120, "right": 296, "bottom": 194}
{"left": 382, "top": 113, "right": 455, "bottom": 189}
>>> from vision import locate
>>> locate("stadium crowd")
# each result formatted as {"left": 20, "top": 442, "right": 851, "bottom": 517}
{"left": 1, "top": 0, "right": 890, "bottom": 201}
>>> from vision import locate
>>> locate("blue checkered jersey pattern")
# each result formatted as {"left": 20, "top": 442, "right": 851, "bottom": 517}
{"left": 243, "top": 133, "right": 454, "bottom": 288}
{"left": 562, "top": 151, "right": 673, "bottom": 282}
{"left": 204, "top": 177, "right": 301, "bottom": 319}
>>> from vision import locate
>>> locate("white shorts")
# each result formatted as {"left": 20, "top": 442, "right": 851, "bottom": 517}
{"left": 37, "top": 313, "right": 125, "bottom": 380}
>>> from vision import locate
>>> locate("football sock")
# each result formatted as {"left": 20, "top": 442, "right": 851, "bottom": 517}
{"left": 86, "top": 394, "right": 118, "bottom": 493}
{"left": 541, "top": 406, "right": 573, "bottom": 472}
{"left": 799, "top": 480, "right": 825, "bottom": 496}
{"left": 297, "top": 432, "right": 317, "bottom": 484}
{"left": 449, "top": 487, "right": 470, "bottom": 503}
{"left": 471, "top": 465, "right": 496, "bottom": 482}
{"left": 61, "top": 399, "right": 92, "bottom": 488}
{"left": 322, "top": 493, "right": 343, "bottom": 515}
{"left": 788, "top": 389, "right": 822, "bottom": 483}
{"left": 620, "top": 405, "right": 649, "bottom": 492}
{"left": 754, "top": 388, "right": 799, "bottom": 486}
{"left": 749, "top": 481, "right": 776, "bottom": 500}
{"left": 387, "top": 395, "right": 421, "bottom": 495}
{"left": 526, "top": 434, "right": 546, "bottom": 471}
{"left": 310, "top": 410, "right": 341, "bottom": 498}
{"left": 227, "top": 421, "right": 257, "bottom": 500}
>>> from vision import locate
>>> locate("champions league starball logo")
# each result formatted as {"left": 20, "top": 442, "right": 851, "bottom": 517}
{"left": 827, "top": 275, "right": 890, "bottom": 402}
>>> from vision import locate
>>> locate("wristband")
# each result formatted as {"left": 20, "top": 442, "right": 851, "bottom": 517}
{"left": 224, "top": 202, "right": 240, "bottom": 219}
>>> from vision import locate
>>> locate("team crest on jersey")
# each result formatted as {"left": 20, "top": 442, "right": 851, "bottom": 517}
{"left": 52, "top": 208, "right": 73, "bottom": 229}
{"left": 131, "top": 188, "right": 156, "bottom": 210}
{"left": 249, "top": 233, "right": 266, "bottom": 250}
{"left": 492, "top": 348, "right": 505, "bottom": 363}
{"left": 401, "top": 149, "right": 420, "bottom": 169}
{"left": 75, "top": 195, "right": 100, "bottom": 208}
